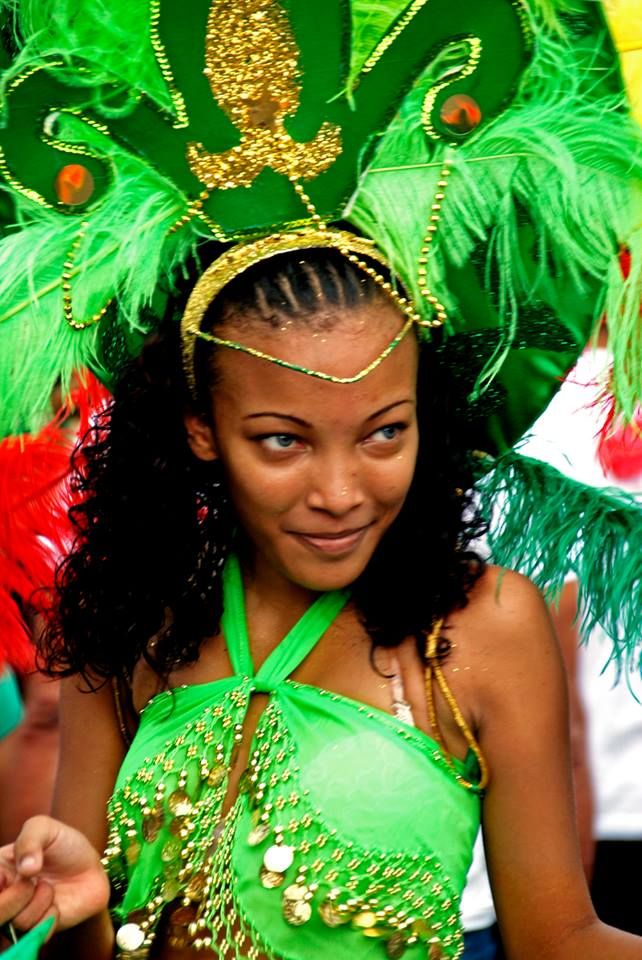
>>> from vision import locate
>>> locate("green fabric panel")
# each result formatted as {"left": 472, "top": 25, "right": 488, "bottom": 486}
{"left": 221, "top": 554, "right": 350, "bottom": 687}
{"left": 1, "top": 917, "right": 54, "bottom": 959}
{"left": 0, "top": 668, "right": 23, "bottom": 740}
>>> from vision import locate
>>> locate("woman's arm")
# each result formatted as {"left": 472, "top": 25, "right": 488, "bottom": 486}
{"left": 548, "top": 578, "right": 594, "bottom": 880}
{"left": 42, "top": 675, "right": 127, "bottom": 958}
{"left": 475, "top": 572, "right": 642, "bottom": 960}
{"left": 0, "top": 672, "right": 60, "bottom": 845}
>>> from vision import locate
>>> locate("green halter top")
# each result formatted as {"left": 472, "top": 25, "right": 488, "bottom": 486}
{"left": 105, "top": 556, "right": 481, "bottom": 960}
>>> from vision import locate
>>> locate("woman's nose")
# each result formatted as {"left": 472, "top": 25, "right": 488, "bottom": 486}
{"left": 306, "top": 454, "right": 365, "bottom": 515}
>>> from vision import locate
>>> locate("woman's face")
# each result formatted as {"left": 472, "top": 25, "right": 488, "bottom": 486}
{"left": 190, "top": 300, "right": 419, "bottom": 593}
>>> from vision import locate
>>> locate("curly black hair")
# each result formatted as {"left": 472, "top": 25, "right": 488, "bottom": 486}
{"left": 42, "top": 248, "right": 486, "bottom": 684}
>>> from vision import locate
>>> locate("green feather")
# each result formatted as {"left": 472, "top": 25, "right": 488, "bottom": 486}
{"left": 0, "top": 112, "right": 201, "bottom": 435}
{"left": 477, "top": 450, "right": 642, "bottom": 678}
{"left": 4, "top": 0, "right": 169, "bottom": 109}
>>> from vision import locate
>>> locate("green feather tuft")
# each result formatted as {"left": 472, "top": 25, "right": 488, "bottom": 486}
{"left": 351, "top": 6, "right": 642, "bottom": 421}
{"left": 0, "top": 112, "right": 202, "bottom": 435}
{"left": 3, "top": 0, "right": 169, "bottom": 109}
{"left": 477, "top": 449, "right": 642, "bottom": 678}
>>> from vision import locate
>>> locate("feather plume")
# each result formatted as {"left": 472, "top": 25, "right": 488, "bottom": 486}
{"left": 477, "top": 449, "right": 642, "bottom": 677}
{"left": 0, "top": 372, "right": 109, "bottom": 671}
{"left": 0, "top": 111, "right": 201, "bottom": 436}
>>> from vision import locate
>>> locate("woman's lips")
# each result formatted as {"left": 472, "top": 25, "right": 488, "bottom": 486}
{"left": 290, "top": 524, "right": 373, "bottom": 556}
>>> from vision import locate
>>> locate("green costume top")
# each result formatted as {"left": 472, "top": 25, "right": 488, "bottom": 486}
{"left": 105, "top": 556, "right": 482, "bottom": 959}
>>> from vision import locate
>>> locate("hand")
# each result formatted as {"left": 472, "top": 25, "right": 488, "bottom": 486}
{"left": 0, "top": 816, "right": 110, "bottom": 933}
{"left": 0, "top": 855, "right": 51, "bottom": 936}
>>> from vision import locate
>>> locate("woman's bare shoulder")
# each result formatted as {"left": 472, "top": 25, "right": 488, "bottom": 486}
{"left": 456, "top": 564, "right": 549, "bottom": 631}
{"left": 448, "top": 565, "right": 561, "bottom": 693}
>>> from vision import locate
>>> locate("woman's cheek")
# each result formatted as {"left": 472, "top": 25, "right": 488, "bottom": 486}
{"left": 370, "top": 455, "right": 416, "bottom": 508}
{"left": 231, "top": 463, "right": 305, "bottom": 517}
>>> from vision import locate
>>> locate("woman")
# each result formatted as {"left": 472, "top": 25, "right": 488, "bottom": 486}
{"left": 2, "top": 0, "right": 642, "bottom": 957}
{"left": 3, "top": 246, "right": 642, "bottom": 959}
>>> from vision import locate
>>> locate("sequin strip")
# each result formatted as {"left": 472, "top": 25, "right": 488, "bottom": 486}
{"left": 62, "top": 221, "right": 114, "bottom": 330}
{"left": 359, "top": 0, "right": 431, "bottom": 77}
{"left": 0, "top": 61, "right": 67, "bottom": 211}
{"left": 149, "top": 0, "right": 189, "bottom": 128}
{"left": 421, "top": 37, "right": 482, "bottom": 143}
{"left": 415, "top": 156, "right": 455, "bottom": 327}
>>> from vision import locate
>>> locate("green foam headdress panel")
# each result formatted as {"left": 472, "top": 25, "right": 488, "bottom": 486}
{"left": 0, "top": 0, "right": 529, "bottom": 237}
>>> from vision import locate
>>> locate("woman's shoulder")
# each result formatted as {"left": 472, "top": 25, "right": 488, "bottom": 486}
{"left": 448, "top": 565, "right": 561, "bottom": 684}
{"left": 440, "top": 568, "right": 566, "bottom": 750}
{"left": 458, "top": 564, "right": 549, "bottom": 630}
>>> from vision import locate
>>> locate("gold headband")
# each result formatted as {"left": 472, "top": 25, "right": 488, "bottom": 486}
{"left": 180, "top": 228, "right": 432, "bottom": 396}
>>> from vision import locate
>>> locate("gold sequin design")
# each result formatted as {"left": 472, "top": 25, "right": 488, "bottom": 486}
{"left": 105, "top": 680, "right": 468, "bottom": 958}
{"left": 186, "top": 0, "right": 342, "bottom": 190}
{"left": 62, "top": 220, "right": 114, "bottom": 330}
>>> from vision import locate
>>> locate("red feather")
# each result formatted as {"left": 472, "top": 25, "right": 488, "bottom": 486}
{"left": 594, "top": 247, "right": 642, "bottom": 483}
{"left": 0, "top": 372, "right": 111, "bottom": 672}
{"left": 597, "top": 395, "right": 642, "bottom": 482}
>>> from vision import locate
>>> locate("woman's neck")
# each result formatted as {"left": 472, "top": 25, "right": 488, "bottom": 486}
{"left": 239, "top": 549, "right": 324, "bottom": 661}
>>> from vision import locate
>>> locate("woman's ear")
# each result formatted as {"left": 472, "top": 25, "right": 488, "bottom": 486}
{"left": 184, "top": 413, "right": 219, "bottom": 461}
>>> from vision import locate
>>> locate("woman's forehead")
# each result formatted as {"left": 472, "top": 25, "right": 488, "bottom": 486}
{"left": 214, "top": 300, "right": 416, "bottom": 377}
{"left": 212, "top": 312, "right": 419, "bottom": 420}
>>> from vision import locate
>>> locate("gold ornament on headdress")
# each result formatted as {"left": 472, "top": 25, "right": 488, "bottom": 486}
{"left": 180, "top": 228, "right": 436, "bottom": 397}
{"left": 187, "top": 0, "right": 342, "bottom": 191}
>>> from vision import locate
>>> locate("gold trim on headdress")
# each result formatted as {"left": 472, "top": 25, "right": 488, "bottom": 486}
{"left": 180, "top": 228, "right": 435, "bottom": 397}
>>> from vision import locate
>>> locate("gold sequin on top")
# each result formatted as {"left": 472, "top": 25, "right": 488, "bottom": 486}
{"left": 187, "top": 0, "right": 342, "bottom": 190}
{"left": 105, "top": 557, "right": 482, "bottom": 959}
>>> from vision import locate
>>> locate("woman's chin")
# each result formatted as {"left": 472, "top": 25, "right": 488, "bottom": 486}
{"left": 278, "top": 536, "right": 377, "bottom": 592}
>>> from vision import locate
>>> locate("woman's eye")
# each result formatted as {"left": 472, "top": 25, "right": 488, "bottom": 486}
{"left": 369, "top": 423, "right": 406, "bottom": 443}
{"left": 261, "top": 434, "right": 300, "bottom": 451}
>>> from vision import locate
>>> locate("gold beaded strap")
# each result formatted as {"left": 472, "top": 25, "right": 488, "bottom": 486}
{"left": 424, "top": 619, "right": 489, "bottom": 792}
{"left": 180, "top": 227, "right": 432, "bottom": 397}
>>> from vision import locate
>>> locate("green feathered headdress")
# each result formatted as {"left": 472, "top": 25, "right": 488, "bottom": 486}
{"left": 1, "top": 0, "right": 642, "bottom": 667}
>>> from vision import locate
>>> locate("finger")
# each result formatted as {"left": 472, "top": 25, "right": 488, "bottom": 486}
{"left": 0, "top": 862, "right": 16, "bottom": 891}
{"left": 43, "top": 904, "right": 60, "bottom": 941}
{"left": 0, "top": 878, "right": 34, "bottom": 927}
{"left": 14, "top": 816, "right": 60, "bottom": 877}
{"left": 12, "top": 880, "right": 55, "bottom": 932}
{"left": 0, "top": 845, "right": 16, "bottom": 865}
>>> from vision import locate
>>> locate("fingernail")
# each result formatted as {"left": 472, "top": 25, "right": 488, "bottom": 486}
{"left": 19, "top": 855, "right": 36, "bottom": 871}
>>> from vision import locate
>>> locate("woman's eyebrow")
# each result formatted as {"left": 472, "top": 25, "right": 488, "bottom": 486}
{"left": 244, "top": 401, "right": 413, "bottom": 427}
{"left": 244, "top": 412, "right": 311, "bottom": 427}
{"left": 365, "top": 399, "right": 414, "bottom": 422}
